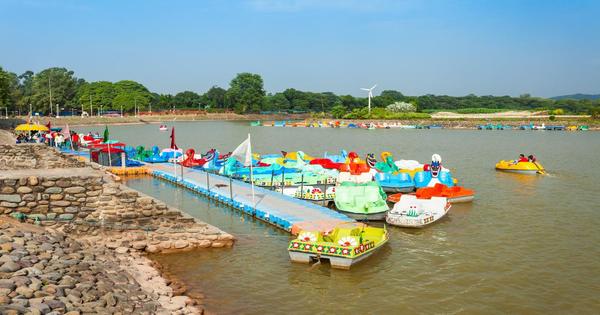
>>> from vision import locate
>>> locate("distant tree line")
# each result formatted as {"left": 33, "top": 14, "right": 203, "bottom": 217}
{"left": 0, "top": 66, "right": 598, "bottom": 116}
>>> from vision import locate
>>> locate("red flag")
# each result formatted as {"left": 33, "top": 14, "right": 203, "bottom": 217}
{"left": 170, "top": 127, "right": 178, "bottom": 150}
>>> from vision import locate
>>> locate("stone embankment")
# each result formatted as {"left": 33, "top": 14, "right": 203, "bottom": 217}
{"left": 0, "top": 218, "right": 200, "bottom": 314}
{"left": 0, "top": 142, "right": 235, "bottom": 313}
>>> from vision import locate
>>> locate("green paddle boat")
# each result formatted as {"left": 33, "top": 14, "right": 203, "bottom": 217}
{"left": 334, "top": 181, "right": 389, "bottom": 220}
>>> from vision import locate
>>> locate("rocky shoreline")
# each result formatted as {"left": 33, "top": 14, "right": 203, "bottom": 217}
{"left": 0, "top": 217, "right": 201, "bottom": 314}
{"left": 0, "top": 138, "right": 235, "bottom": 314}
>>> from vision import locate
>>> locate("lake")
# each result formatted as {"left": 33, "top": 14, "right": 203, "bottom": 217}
{"left": 79, "top": 121, "right": 600, "bottom": 314}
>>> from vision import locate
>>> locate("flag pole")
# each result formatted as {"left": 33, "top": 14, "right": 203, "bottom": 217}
{"left": 249, "top": 133, "right": 255, "bottom": 210}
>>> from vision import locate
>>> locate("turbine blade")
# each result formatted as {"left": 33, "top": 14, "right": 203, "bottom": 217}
{"left": 361, "top": 88, "right": 369, "bottom": 91}
{"left": 371, "top": 84, "right": 377, "bottom": 89}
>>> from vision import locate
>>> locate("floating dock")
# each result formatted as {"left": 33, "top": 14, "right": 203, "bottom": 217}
{"left": 145, "top": 163, "right": 355, "bottom": 234}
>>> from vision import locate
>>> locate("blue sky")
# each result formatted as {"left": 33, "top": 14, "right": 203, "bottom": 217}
{"left": 1, "top": 0, "right": 599, "bottom": 97}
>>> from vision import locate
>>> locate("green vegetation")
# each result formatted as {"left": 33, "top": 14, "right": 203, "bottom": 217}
{"left": 0, "top": 65, "right": 598, "bottom": 116}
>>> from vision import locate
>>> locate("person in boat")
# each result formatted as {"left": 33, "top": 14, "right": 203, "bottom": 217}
{"left": 513, "top": 154, "right": 528, "bottom": 164}
{"left": 528, "top": 154, "right": 537, "bottom": 163}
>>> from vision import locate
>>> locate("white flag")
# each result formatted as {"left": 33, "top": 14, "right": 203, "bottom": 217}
{"left": 231, "top": 134, "right": 252, "bottom": 167}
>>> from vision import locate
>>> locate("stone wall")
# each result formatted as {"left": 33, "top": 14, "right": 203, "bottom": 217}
{"left": 0, "top": 168, "right": 234, "bottom": 253}
{"left": 0, "top": 144, "right": 85, "bottom": 170}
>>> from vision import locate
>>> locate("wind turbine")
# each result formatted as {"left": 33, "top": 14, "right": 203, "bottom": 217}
{"left": 361, "top": 84, "right": 377, "bottom": 114}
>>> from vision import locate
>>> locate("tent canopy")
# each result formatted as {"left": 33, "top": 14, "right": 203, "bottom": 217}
{"left": 14, "top": 124, "right": 49, "bottom": 132}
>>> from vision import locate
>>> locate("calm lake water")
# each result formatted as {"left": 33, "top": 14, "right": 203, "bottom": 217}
{"left": 80, "top": 121, "right": 600, "bottom": 314}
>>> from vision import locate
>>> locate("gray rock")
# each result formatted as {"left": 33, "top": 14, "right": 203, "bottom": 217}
{"left": 0, "top": 194, "right": 21, "bottom": 202}
{"left": 57, "top": 214, "right": 74, "bottom": 220}
{"left": 0, "top": 260, "right": 20, "bottom": 272}
{"left": 0, "top": 279, "right": 16, "bottom": 290}
{"left": 63, "top": 187, "right": 85, "bottom": 194}
{"left": 46, "top": 299, "right": 66, "bottom": 310}
{"left": 44, "top": 187, "right": 62, "bottom": 194}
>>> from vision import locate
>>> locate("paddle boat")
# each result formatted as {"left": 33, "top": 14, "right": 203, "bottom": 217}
{"left": 413, "top": 154, "right": 455, "bottom": 188}
{"left": 250, "top": 121, "right": 262, "bottom": 127}
{"left": 159, "top": 125, "right": 168, "bottom": 131}
{"left": 275, "top": 185, "right": 335, "bottom": 202}
{"left": 334, "top": 181, "right": 389, "bottom": 220}
{"left": 288, "top": 223, "right": 389, "bottom": 269}
{"left": 134, "top": 146, "right": 153, "bottom": 161}
{"left": 578, "top": 125, "right": 589, "bottom": 131}
{"left": 388, "top": 183, "right": 475, "bottom": 204}
{"left": 160, "top": 148, "right": 183, "bottom": 162}
{"left": 144, "top": 146, "right": 169, "bottom": 163}
{"left": 179, "top": 148, "right": 209, "bottom": 168}
{"left": 323, "top": 150, "right": 348, "bottom": 163}
{"left": 386, "top": 195, "right": 451, "bottom": 228}
{"left": 374, "top": 172, "right": 415, "bottom": 193}
{"left": 495, "top": 160, "right": 545, "bottom": 174}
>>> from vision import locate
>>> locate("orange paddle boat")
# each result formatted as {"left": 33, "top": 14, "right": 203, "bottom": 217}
{"left": 388, "top": 183, "right": 475, "bottom": 203}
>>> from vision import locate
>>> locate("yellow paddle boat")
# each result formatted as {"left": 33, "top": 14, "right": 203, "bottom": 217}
{"left": 495, "top": 160, "right": 545, "bottom": 174}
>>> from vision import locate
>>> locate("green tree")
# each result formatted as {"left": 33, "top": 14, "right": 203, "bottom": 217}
{"left": 204, "top": 86, "right": 227, "bottom": 109}
{"left": 226, "top": 73, "right": 265, "bottom": 113}
{"left": 0, "top": 67, "right": 11, "bottom": 111}
{"left": 112, "top": 80, "right": 152, "bottom": 113}
{"left": 78, "top": 81, "right": 115, "bottom": 114}
{"left": 30, "top": 67, "right": 82, "bottom": 114}
{"left": 173, "top": 91, "right": 202, "bottom": 109}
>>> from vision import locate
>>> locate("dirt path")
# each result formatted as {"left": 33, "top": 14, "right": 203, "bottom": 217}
{"left": 0, "top": 129, "right": 16, "bottom": 145}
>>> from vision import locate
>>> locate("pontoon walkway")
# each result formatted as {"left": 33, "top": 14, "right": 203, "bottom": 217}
{"left": 146, "top": 163, "right": 355, "bottom": 234}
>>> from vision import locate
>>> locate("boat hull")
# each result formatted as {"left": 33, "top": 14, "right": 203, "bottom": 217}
{"left": 335, "top": 209, "right": 387, "bottom": 221}
{"left": 289, "top": 250, "right": 376, "bottom": 269}
{"left": 381, "top": 186, "right": 415, "bottom": 193}
{"left": 386, "top": 205, "right": 450, "bottom": 228}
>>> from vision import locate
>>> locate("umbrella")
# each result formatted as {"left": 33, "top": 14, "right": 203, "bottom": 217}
{"left": 103, "top": 125, "right": 109, "bottom": 143}
{"left": 14, "top": 124, "right": 49, "bottom": 132}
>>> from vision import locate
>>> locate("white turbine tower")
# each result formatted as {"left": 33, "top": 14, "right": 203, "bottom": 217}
{"left": 361, "top": 84, "right": 377, "bottom": 114}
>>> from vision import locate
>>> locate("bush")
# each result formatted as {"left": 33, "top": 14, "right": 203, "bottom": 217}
{"left": 551, "top": 108, "right": 564, "bottom": 115}
{"left": 386, "top": 101, "right": 416, "bottom": 113}
{"left": 549, "top": 115, "right": 556, "bottom": 121}
{"left": 342, "top": 107, "right": 430, "bottom": 120}
{"left": 330, "top": 104, "right": 347, "bottom": 119}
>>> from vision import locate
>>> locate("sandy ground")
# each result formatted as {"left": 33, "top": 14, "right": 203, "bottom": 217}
{"left": 0, "top": 129, "right": 16, "bottom": 145}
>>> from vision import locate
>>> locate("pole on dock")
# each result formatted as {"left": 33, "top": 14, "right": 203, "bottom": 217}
{"left": 270, "top": 169, "right": 274, "bottom": 190}
{"left": 300, "top": 173, "right": 304, "bottom": 200}
{"left": 323, "top": 180, "right": 328, "bottom": 207}
{"left": 281, "top": 168, "right": 285, "bottom": 194}
{"left": 229, "top": 175, "right": 233, "bottom": 201}
{"left": 206, "top": 171, "right": 210, "bottom": 194}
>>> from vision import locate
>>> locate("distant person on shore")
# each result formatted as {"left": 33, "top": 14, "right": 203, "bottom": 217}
{"left": 71, "top": 132, "right": 79, "bottom": 150}
{"left": 55, "top": 134, "right": 64, "bottom": 148}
